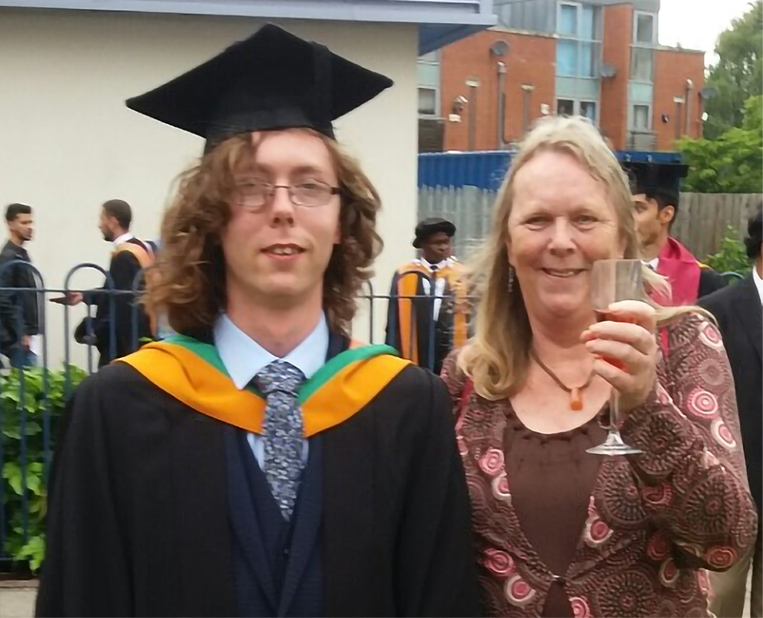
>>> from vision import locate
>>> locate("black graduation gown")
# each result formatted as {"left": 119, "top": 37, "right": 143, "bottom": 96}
{"left": 385, "top": 267, "right": 453, "bottom": 374}
{"left": 35, "top": 338, "right": 481, "bottom": 617}
{"left": 75, "top": 238, "right": 153, "bottom": 366}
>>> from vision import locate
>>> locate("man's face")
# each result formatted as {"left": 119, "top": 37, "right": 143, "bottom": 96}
{"left": 631, "top": 193, "right": 673, "bottom": 249}
{"left": 99, "top": 209, "right": 116, "bottom": 242}
{"left": 421, "top": 231, "right": 452, "bottom": 264}
{"left": 9, "top": 213, "right": 33, "bottom": 243}
{"left": 221, "top": 129, "right": 341, "bottom": 309}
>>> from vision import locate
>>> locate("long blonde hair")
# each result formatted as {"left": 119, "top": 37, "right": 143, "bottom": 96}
{"left": 458, "top": 116, "right": 699, "bottom": 400}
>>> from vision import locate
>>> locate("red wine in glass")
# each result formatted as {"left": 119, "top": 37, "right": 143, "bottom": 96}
{"left": 593, "top": 310, "right": 634, "bottom": 370}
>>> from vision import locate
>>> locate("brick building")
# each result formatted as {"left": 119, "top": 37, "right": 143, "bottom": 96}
{"left": 418, "top": 0, "right": 708, "bottom": 152}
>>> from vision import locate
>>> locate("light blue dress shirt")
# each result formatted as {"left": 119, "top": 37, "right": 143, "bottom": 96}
{"left": 213, "top": 313, "right": 329, "bottom": 468}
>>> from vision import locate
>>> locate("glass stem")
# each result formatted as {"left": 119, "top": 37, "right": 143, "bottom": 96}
{"left": 609, "top": 389, "right": 620, "bottom": 432}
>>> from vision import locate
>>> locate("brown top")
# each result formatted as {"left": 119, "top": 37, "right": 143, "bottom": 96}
{"left": 441, "top": 313, "right": 759, "bottom": 618}
{"left": 504, "top": 409, "right": 606, "bottom": 617}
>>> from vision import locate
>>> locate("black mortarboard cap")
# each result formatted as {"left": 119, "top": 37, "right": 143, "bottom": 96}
{"left": 413, "top": 217, "right": 456, "bottom": 248}
{"left": 624, "top": 161, "right": 689, "bottom": 203}
{"left": 125, "top": 23, "right": 393, "bottom": 150}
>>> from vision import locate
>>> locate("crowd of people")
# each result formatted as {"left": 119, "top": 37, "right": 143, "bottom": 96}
{"left": 0, "top": 20, "right": 756, "bottom": 618}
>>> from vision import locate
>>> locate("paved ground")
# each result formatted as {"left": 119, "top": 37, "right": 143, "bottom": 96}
{"left": 0, "top": 576, "right": 753, "bottom": 617}
{"left": 0, "top": 582, "right": 36, "bottom": 618}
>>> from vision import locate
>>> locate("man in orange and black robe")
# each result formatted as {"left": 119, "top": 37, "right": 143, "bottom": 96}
{"left": 384, "top": 218, "right": 467, "bottom": 373}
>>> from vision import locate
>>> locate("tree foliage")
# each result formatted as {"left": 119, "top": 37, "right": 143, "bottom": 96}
{"left": 703, "top": 1, "right": 763, "bottom": 140}
{"left": 679, "top": 96, "right": 762, "bottom": 192}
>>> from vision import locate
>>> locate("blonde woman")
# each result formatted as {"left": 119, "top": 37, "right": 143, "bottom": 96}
{"left": 441, "top": 116, "right": 758, "bottom": 617}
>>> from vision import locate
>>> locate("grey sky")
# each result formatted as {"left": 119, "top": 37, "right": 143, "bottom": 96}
{"left": 659, "top": 0, "right": 756, "bottom": 64}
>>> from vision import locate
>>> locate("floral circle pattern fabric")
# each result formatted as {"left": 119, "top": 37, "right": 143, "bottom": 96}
{"left": 440, "top": 313, "right": 757, "bottom": 617}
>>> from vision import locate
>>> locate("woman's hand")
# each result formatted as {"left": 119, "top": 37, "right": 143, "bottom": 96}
{"left": 581, "top": 300, "right": 659, "bottom": 414}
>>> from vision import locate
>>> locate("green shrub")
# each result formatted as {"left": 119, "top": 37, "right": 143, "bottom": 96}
{"left": 704, "top": 226, "right": 754, "bottom": 277}
{"left": 1, "top": 365, "right": 87, "bottom": 571}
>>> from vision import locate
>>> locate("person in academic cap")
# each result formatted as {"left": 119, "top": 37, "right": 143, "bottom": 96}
{"left": 626, "top": 161, "right": 726, "bottom": 304}
{"left": 700, "top": 207, "right": 763, "bottom": 618}
{"left": 384, "top": 217, "right": 466, "bottom": 373}
{"left": 35, "top": 24, "right": 480, "bottom": 618}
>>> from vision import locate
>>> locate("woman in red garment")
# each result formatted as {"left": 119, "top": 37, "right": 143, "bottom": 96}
{"left": 441, "top": 115, "right": 757, "bottom": 618}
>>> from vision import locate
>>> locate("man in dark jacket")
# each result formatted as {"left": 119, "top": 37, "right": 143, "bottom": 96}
{"left": 0, "top": 203, "right": 40, "bottom": 368}
{"left": 700, "top": 208, "right": 762, "bottom": 618}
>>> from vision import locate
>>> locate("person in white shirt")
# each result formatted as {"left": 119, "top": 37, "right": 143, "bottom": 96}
{"left": 700, "top": 208, "right": 763, "bottom": 618}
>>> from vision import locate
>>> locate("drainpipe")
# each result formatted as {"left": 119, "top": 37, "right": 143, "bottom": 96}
{"left": 673, "top": 96, "right": 684, "bottom": 141}
{"left": 522, "top": 84, "right": 535, "bottom": 136}
{"left": 497, "top": 62, "right": 506, "bottom": 149}
{"left": 466, "top": 78, "right": 479, "bottom": 151}
{"left": 684, "top": 78, "right": 694, "bottom": 137}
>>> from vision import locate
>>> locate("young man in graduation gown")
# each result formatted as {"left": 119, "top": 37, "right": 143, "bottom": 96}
{"left": 35, "top": 24, "right": 480, "bottom": 618}
{"left": 700, "top": 209, "right": 763, "bottom": 618}
{"left": 626, "top": 161, "right": 726, "bottom": 304}
{"left": 384, "top": 217, "right": 466, "bottom": 373}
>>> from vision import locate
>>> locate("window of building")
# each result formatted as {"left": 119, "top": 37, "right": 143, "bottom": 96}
{"left": 579, "top": 42, "right": 598, "bottom": 78}
{"left": 634, "top": 12, "right": 656, "bottom": 44}
{"left": 630, "top": 47, "right": 654, "bottom": 81}
{"left": 559, "top": 3, "right": 578, "bottom": 36}
{"left": 580, "top": 101, "right": 597, "bottom": 121}
{"left": 557, "top": 40, "right": 579, "bottom": 77}
{"left": 556, "top": 2, "right": 601, "bottom": 78}
{"left": 557, "top": 99, "right": 575, "bottom": 116}
{"left": 556, "top": 99, "right": 597, "bottom": 122}
{"left": 418, "top": 87, "right": 438, "bottom": 116}
{"left": 632, "top": 104, "right": 651, "bottom": 130}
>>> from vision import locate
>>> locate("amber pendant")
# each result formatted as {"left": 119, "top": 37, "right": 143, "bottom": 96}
{"left": 570, "top": 388, "right": 583, "bottom": 411}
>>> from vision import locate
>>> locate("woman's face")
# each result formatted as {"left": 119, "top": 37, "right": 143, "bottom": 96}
{"left": 507, "top": 150, "right": 624, "bottom": 325}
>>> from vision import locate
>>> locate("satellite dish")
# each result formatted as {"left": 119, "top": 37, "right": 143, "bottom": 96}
{"left": 490, "top": 40, "right": 510, "bottom": 56}
{"left": 600, "top": 63, "right": 616, "bottom": 78}
{"left": 700, "top": 86, "right": 718, "bottom": 100}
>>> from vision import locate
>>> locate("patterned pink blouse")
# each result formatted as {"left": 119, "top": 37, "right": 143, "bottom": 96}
{"left": 441, "top": 313, "right": 758, "bottom": 617}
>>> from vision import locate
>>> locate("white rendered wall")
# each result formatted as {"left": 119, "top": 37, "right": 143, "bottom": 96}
{"left": 0, "top": 9, "right": 419, "bottom": 367}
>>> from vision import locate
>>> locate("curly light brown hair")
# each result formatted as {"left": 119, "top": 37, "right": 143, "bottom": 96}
{"left": 144, "top": 130, "right": 383, "bottom": 336}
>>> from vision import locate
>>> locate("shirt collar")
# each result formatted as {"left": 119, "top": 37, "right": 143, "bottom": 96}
{"left": 753, "top": 267, "right": 763, "bottom": 306}
{"left": 214, "top": 313, "right": 329, "bottom": 389}
{"left": 113, "top": 232, "right": 134, "bottom": 247}
{"left": 418, "top": 257, "right": 454, "bottom": 271}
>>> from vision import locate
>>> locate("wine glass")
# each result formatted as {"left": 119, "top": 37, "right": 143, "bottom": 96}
{"left": 586, "top": 258, "right": 644, "bottom": 456}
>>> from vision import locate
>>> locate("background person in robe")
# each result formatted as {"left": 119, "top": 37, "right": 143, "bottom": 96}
{"left": 35, "top": 24, "right": 479, "bottom": 618}
{"left": 441, "top": 116, "right": 757, "bottom": 617}
{"left": 626, "top": 161, "right": 726, "bottom": 304}
{"left": 700, "top": 208, "right": 763, "bottom": 618}
{"left": 59, "top": 199, "right": 155, "bottom": 365}
{"left": 384, "top": 217, "right": 464, "bottom": 372}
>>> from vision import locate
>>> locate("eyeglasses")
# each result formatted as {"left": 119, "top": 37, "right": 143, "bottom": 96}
{"left": 234, "top": 180, "right": 340, "bottom": 211}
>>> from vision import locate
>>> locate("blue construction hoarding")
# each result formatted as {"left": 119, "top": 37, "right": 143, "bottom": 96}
{"left": 418, "top": 150, "right": 684, "bottom": 191}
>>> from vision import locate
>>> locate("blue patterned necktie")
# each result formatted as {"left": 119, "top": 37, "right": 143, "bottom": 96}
{"left": 254, "top": 360, "right": 305, "bottom": 520}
